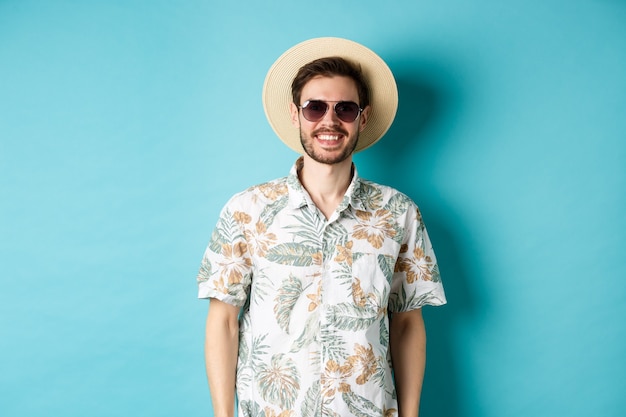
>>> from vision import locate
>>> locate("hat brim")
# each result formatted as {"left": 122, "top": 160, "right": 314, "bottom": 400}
{"left": 262, "top": 37, "right": 398, "bottom": 154}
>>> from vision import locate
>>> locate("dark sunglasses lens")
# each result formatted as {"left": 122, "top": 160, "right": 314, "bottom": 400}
{"left": 335, "top": 102, "right": 360, "bottom": 122}
{"left": 301, "top": 100, "right": 360, "bottom": 122}
{"left": 302, "top": 101, "right": 328, "bottom": 121}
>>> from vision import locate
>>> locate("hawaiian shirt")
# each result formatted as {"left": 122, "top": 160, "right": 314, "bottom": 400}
{"left": 197, "top": 158, "right": 446, "bottom": 417}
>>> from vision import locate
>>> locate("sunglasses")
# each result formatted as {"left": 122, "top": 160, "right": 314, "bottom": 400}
{"left": 298, "top": 100, "right": 363, "bottom": 123}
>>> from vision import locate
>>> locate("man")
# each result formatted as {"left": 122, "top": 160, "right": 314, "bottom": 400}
{"left": 197, "top": 37, "right": 446, "bottom": 417}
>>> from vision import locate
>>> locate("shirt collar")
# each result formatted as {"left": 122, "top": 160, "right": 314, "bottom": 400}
{"left": 286, "top": 157, "right": 367, "bottom": 212}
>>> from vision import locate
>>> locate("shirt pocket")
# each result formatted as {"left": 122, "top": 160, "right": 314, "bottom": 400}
{"left": 350, "top": 252, "right": 394, "bottom": 312}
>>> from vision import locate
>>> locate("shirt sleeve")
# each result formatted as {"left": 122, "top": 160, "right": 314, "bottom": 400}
{"left": 197, "top": 198, "right": 253, "bottom": 307}
{"left": 389, "top": 203, "right": 446, "bottom": 313}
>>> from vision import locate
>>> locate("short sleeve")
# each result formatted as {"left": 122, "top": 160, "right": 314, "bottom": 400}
{"left": 389, "top": 203, "right": 446, "bottom": 313}
{"left": 197, "top": 200, "right": 253, "bottom": 307}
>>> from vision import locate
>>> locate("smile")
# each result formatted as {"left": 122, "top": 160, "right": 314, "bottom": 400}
{"left": 317, "top": 134, "right": 341, "bottom": 141}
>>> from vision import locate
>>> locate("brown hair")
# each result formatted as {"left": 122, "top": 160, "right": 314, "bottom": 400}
{"left": 291, "top": 57, "right": 370, "bottom": 108}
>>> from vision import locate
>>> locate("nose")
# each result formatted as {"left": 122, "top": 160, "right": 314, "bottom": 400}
{"left": 320, "top": 104, "right": 341, "bottom": 124}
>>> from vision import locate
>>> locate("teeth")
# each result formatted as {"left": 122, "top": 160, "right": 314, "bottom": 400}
{"left": 318, "top": 134, "right": 340, "bottom": 141}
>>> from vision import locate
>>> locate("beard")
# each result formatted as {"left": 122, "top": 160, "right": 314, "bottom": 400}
{"left": 299, "top": 127, "right": 359, "bottom": 165}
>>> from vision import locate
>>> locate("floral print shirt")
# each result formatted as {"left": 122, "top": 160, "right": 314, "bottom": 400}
{"left": 197, "top": 159, "right": 446, "bottom": 417}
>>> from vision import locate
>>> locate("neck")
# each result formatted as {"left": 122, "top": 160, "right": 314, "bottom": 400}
{"left": 298, "top": 155, "right": 354, "bottom": 219}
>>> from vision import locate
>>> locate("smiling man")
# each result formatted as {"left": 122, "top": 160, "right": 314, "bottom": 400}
{"left": 197, "top": 37, "right": 446, "bottom": 417}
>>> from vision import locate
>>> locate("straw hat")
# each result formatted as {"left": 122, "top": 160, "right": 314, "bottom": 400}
{"left": 262, "top": 37, "right": 398, "bottom": 154}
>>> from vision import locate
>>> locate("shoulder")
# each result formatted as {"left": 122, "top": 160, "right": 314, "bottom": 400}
{"left": 358, "top": 179, "right": 409, "bottom": 198}
{"left": 357, "top": 179, "right": 418, "bottom": 211}
{"left": 354, "top": 179, "right": 426, "bottom": 230}
{"left": 223, "top": 176, "right": 291, "bottom": 211}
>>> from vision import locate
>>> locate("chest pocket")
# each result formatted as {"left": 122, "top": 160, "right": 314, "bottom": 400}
{"left": 350, "top": 252, "right": 395, "bottom": 311}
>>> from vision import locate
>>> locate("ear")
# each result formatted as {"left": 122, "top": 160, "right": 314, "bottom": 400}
{"left": 289, "top": 102, "right": 300, "bottom": 127}
{"left": 358, "top": 105, "right": 371, "bottom": 133}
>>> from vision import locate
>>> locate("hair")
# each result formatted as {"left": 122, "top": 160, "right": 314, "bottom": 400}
{"left": 291, "top": 57, "right": 370, "bottom": 108}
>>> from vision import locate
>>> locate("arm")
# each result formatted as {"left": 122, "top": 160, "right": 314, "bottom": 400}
{"left": 205, "top": 298, "right": 241, "bottom": 417}
{"left": 389, "top": 308, "right": 427, "bottom": 417}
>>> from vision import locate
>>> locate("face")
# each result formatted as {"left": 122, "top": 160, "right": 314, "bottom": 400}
{"left": 290, "top": 76, "right": 369, "bottom": 165}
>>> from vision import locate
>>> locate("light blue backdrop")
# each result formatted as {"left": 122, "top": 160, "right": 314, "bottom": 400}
{"left": 1, "top": 1, "right": 624, "bottom": 416}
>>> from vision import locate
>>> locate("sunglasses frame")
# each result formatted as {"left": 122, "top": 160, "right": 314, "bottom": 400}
{"left": 298, "top": 100, "right": 363, "bottom": 123}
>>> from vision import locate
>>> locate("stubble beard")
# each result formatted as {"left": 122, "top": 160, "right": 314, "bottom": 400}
{"left": 299, "top": 127, "right": 359, "bottom": 165}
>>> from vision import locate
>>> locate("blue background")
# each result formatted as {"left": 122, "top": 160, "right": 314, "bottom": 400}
{"left": 1, "top": 1, "right": 624, "bottom": 416}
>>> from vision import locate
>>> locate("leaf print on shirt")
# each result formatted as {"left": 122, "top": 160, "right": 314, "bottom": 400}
{"left": 394, "top": 245, "right": 434, "bottom": 282}
{"left": 196, "top": 257, "right": 212, "bottom": 283}
{"left": 273, "top": 275, "right": 320, "bottom": 352}
{"left": 379, "top": 315, "right": 390, "bottom": 348}
{"left": 342, "top": 391, "right": 385, "bottom": 417}
{"left": 238, "top": 331, "right": 271, "bottom": 393}
{"left": 306, "top": 280, "right": 322, "bottom": 311}
{"left": 250, "top": 268, "right": 273, "bottom": 304}
{"left": 355, "top": 181, "right": 384, "bottom": 210}
{"left": 349, "top": 280, "right": 388, "bottom": 343}
{"left": 255, "top": 181, "right": 289, "bottom": 201}
{"left": 330, "top": 241, "right": 357, "bottom": 288}
{"left": 245, "top": 220, "right": 278, "bottom": 257}
{"left": 233, "top": 211, "right": 252, "bottom": 225}
{"left": 322, "top": 221, "right": 349, "bottom": 257}
{"left": 390, "top": 287, "right": 443, "bottom": 313}
{"left": 290, "top": 311, "right": 320, "bottom": 352}
{"left": 301, "top": 382, "right": 322, "bottom": 417}
{"left": 285, "top": 209, "right": 323, "bottom": 247}
{"left": 383, "top": 407, "right": 398, "bottom": 417}
{"left": 321, "top": 359, "right": 353, "bottom": 398}
{"left": 383, "top": 192, "right": 412, "bottom": 217}
{"left": 257, "top": 353, "right": 301, "bottom": 409}
{"left": 346, "top": 343, "right": 378, "bottom": 385}
{"left": 264, "top": 407, "right": 295, "bottom": 417}
{"left": 209, "top": 208, "right": 245, "bottom": 253}
{"left": 334, "top": 241, "right": 353, "bottom": 266}
{"left": 330, "top": 303, "right": 378, "bottom": 331}
{"left": 351, "top": 277, "right": 374, "bottom": 308}
{"left": 320, "top": 325, "right": 350, "bottom": 364}
{"left": 266, "top": 243, "right": 321, "bottom": 267}
{"left": 274, "top": 274, "right": 304, "bottom": 334}
{"left": 377, "top": 254, "right": 396, "bottom": 285}
{"left": 259, "top": 195, "right": 289, "bottom": 229}
{"left": 239, "top": 400, "right": 263, "bottom": 417}
{"left": 217, "top": 241, "right": 252, "bottom": 285}
{"left": 353, "top": 209, "right": 397, "bottom": 249}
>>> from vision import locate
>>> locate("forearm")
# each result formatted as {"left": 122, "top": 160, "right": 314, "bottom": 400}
{"left": 390, "top": 309, "right": 426, "bottom": 417}
{"left": 205, "top": 300, "right": 240, "bottom": 417}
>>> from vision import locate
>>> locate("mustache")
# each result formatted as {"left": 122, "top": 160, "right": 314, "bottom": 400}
{"left": 312, "top": 127, "right": 349, "bottom": 136}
